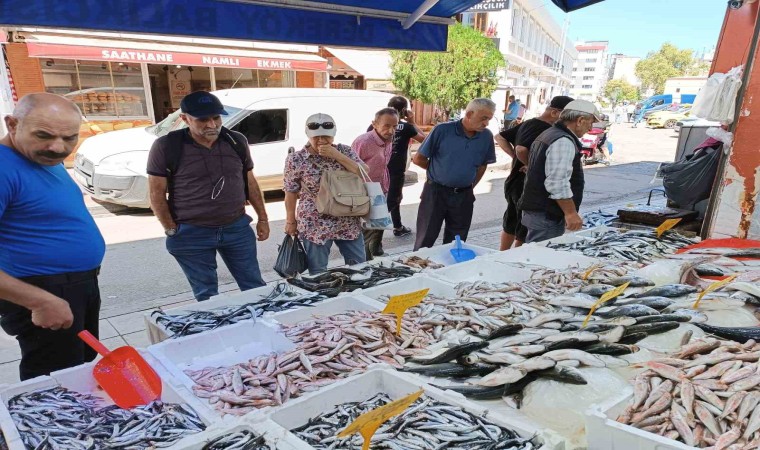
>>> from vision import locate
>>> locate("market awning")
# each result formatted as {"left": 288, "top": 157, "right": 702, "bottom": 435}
{"left": 0, "top": 0, "right": 484, "bottom": 51}
{"left": 550, "top": 0, "right": 606, "bottom": 12}
{"left": 324, "top": 47, "right": 392, "bottom": 80}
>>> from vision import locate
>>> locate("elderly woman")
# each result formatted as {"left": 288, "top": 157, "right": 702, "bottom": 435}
{"left": 283, "top": 113, "right": 367, "bottom": 274}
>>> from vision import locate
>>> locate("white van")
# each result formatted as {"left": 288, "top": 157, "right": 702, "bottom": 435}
{"left": 73, "top": 88, "right": 394, "bottom": 208}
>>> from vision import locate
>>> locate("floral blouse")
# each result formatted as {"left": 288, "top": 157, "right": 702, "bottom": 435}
{"left": 283, "top": 143, "right": 363, "bottom": 245}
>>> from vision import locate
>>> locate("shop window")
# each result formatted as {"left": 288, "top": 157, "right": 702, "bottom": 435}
{"left": 215, "top": 68, "right": 257, "bottom": 89}
{"left": 232, "top": 109, "right": 288, "bottom": 145}
{"left": 42, "top": 60, "right": 148, "bottom": 118}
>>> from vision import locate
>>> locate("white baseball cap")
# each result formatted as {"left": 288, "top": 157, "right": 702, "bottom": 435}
{"left": 564, "top": 100, "right": 601, "bottom": 121}
{"left": 305, "top": 113, "right": 337, "bottom": 138}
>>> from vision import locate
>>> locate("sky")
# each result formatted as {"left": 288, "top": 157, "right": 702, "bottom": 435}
{"left": 546, "top": 0, "right": 726, "bottom": 58}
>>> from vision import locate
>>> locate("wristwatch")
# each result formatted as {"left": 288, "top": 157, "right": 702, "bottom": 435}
{"left": 165, "top": 228, "right": 177, "bottom": 237}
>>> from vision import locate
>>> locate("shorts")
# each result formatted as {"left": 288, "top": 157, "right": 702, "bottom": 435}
{"left": 502, "top": 181, "right": 527, "bottom": 242}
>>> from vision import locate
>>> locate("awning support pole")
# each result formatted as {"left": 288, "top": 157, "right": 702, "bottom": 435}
{"left": 402, "top": 0, "right": 441, "bottom": 29}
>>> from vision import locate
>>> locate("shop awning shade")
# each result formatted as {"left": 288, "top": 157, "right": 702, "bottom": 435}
{"left": 550, "top": 0, "right": 606, "bottom": 12}
{"left": 0, "top": 0, "right": 485, "bottom": 51}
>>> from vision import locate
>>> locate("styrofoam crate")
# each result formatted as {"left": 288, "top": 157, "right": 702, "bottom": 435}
{"left": 534, "top": 231, "right": 591, "bottom": 247}
{"left": 585, "top": 391, "right": 693, "bottom": 450}
{"left": 429, "top": 258, "right": 534, "bottom": 284}
{"left": 0, "top": 353, "right": 217, "bottom": 450}
{"left": 357, "top": 275, "right": 457, "bottom": 303}
{"left": 398, "top": 241, "right": 497, "bottom": 267}
{"left": 267, "top": 368, "right": 564, "bottom": 450}
{"left": 168, "top": 417, "right": 304, "bottom": 450}
{"left": 147, "top": 321, "right": 295, "bottom": 419}
{"left": 268, "top": 294, "right": 386, "bottom": 327}
{"left": 144, "top": 283, "right": 313, "bottom": 344}
{"left": 576, "top": 225, "right": 623, "bottom": 238}
{"left": 484, "top": 244, "right": 600, "bottom": 270}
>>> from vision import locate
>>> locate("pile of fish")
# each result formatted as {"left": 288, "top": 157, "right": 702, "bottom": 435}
{"left": 617, "top": 338, "right": 760, "bottom": 448}
{"left": 8, "top": 387, "right": 205, "bottom": 449}
{"left": 547, "top": 229, "right": 697, "bottom": 262}
{"left": 396, "top": 255, "right": 445, "bottom": 270}
{"left": 288, "top": 265, "right": 415, "bottom": 296}
{"left": 186, "top": 311, "right": 432, "bottom": 415}
{"left": 583, "top": 210, "right": 618, "bottom": 228}
{"left": 152, "top": 283, "right": 329, "bottom": 338}
{"left": 291, "top": 392, "right": 540, "bottom": 449}
{"left": 202, "top": 429, "right": 271, "bottom": 449}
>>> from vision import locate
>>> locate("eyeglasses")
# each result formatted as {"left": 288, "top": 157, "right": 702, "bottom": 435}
{"left": 306, "top": 122, "right": 335, "bottom": 130}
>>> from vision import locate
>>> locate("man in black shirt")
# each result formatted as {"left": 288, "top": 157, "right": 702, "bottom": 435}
{"left": 495, "top": 95, "right": 573, "bottom": 250}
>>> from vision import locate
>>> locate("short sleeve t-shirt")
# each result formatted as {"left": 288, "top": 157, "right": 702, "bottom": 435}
{"left": 503, "top": 118, "right": 552, "bottom": 192}
{"left": 418, "top": 120, "right": 496, "bottom": 188}
{"left": 147, "top": 130, "right": 253, "bottom": 227}
{"left": 0, "top": 144, "right": 105, "bottom": 277}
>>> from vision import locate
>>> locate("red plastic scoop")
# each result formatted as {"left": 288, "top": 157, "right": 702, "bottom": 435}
{"left": 78, "top": 330, "right": 162, "bottom": 409}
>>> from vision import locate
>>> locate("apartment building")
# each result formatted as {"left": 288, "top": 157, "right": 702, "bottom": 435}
{"left": 570, "top": 40, "right": 609, "bottom": 101}
{"left": 461, "top": 0, "right": 578, "bottom": 116}
{"left": 608, "top": 53, "right": 641, "bottom": 86}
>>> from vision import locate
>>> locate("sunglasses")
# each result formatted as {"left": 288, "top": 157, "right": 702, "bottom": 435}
{"left": 306, "top": 122, "right": 335, "bottom": 130}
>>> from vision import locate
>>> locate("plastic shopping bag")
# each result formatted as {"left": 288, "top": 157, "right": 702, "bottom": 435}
{"left": 273, "top": 234, "right": 308, "bottom": 278}
{"left": 359, "top": 166, "right": 393, "bottom": 230}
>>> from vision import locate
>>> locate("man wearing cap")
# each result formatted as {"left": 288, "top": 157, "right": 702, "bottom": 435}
{"left": 495, "top": 95, "right": 573, "bottom": 250}
{"left": 148, "top": 91, "right": 269, "bottom": 301}
{"left": 412, "top": 98, "right": 496, "bottom": 250}
{"left": 519, "top": 99, "right": 600, "bottom": 243}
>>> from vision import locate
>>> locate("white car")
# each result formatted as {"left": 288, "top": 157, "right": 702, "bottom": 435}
{"left": 73, "top": 88, "right": 394, "bottom": 208}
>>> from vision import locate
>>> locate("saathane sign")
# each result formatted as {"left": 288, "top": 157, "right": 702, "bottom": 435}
{"left": 26, "top": 43, "right": 327, "bottom": 71}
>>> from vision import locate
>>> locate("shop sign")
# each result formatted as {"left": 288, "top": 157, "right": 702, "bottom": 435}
{"left": 466, "top": 0, "right": 511, "bottom": 12}
{"left": 26, "top": 43, "right": 328, "bottom": 71}
{"left": 365, "top": 80, "right": 396, "bottom": 91}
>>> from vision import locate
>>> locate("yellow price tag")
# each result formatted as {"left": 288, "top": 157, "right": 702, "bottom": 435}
{"left": 582, "top": 282, "right": 631, "bottom": 327}
{"left": 582, "top": 264, "right": 602, "bottom": 281}
{"left": 656, "top": 218, "right": 682, "bottom": 238}
{"left": 337, "top": 390, "right": 423, "bottom": 450}
{"left": 692, "top": 276, "right": 737, "bottom": 309}
{"left": 382, "top": 289, "right": 429, "bottom": 335}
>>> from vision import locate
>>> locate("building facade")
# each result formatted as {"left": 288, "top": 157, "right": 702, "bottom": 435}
{"left": 608, "top": 53, "right": 640, "bottom": 86}
{"left": 570, "top": 40, "right": 609, "bottom": 101}
{"left": 461, "top": 0, "right": 578, "bottom": 118}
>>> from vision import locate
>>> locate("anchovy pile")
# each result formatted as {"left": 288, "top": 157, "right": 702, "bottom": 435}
{"left": 618, "top": 338, "right": 760, "bottom": 448}
{"left": 186, "top": 311, "right": 433, "bottom": 415}
{"left": 9, "top": 387, "right": 205, "bottom": 449}
{"left": 288, "top": 265, "right": 416, "bottom": 297}
{"left": 152, "top": 283, "right": 328, "bottom": 338}
{"left": 583, "top": 209, "right": 618, "bottom": 228}
{"left": 202, "top": 429, "right": 271, "bottom": 449}
{"left": 396, "top": 255, "right": 445, "bottom": 270}
{"left": 291, "top": 393, "right": 540, "bottom": 449}
{"left": 547, "top": 229, "right": 698, "bottom": 262}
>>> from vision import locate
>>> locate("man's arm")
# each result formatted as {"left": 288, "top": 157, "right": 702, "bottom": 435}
{"left": 515, "top": 145, "right": 530, "bottom": 166}
{"left": 246, "top": 170, "right": 269, "bottom": 241}
{"left": 495, "top": 134, "right": 515, "bottom": 159}
{"left": 0, "top": 270, "right": 73, "bottom": 330}
{"left": 473, "top": 164, "right": 488, "bottom": 187}
{"left": 412, "top": 152, "right": 429, "bottom": 169}
{"left": 544, "top": 139, "right": 582, "bottom": 231}
{"left": 148, "top": 175, "right": 176, "bottom": 230}
{"left": 405, "top": 110, "right": 426, "bottom": 142}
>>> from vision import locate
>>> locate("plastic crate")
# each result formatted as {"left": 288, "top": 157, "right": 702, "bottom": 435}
{"left": 357, "top": 275, "right": 458, "bottom": 303}
{"left": 268, "top": 294, "right": 385, "bottom": 327}
{"left": 267, "top": 368, "right": 564, "bottom": 450}
{"left": 429, "top": 259, "right": 534, "bottom": 284}
{"left": 168, "top": 417, "right": 303, "bottom": 450}
{"left": 484, "top": 244, "right": 600, "bottom": 270}
{"left": 0, "top": 353, "right": 215, "bottom": 450}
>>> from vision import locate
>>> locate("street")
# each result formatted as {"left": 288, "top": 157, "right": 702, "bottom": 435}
{"left": 0, "top": 122, "right": 680, "bottom": 382}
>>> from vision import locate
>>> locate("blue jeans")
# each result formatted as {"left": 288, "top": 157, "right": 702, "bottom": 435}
{"left": 522, "top": 210, "right": 566, "bottom": 244}
{"left": 302, "top": 236, "right": 366, "bottom": 274}
{"left": 166, "top": 215, "right": 265, "bottom": 301}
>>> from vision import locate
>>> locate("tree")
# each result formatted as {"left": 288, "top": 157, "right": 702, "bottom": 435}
{"left": 390, "top": 24, "right": 504, "bottom": 117}
{"left": 603, "top": 79, "right": 640, "bottom": 105}
{"left": 635, "top": 43, "right": 706, "bottom": 94}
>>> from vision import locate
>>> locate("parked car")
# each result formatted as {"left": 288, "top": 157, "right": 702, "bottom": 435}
{"left": 647, "top": 106, "right": 692, "bottom": 129}
{"left": 73, "top": 88, "right": 394, "bottom": 208}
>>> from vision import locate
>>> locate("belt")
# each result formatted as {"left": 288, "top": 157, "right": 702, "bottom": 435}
{"left": 20, "top": 267, "right": 101, "bottom": 286}
{"left": 427, "top": 180, "right": 473, "bottom": 194}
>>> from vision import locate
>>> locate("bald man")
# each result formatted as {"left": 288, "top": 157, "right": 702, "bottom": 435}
{"left": 0, "top": 93, "right": 105, "bottom": 380}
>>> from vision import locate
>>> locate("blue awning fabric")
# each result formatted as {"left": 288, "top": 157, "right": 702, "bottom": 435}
{"left": 0, "top": 0, "right": 485, "bottom": 51}
{"left": 550, "top": 0, "right": 606, "bottom": 12}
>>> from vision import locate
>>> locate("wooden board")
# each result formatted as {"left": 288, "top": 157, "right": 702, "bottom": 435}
{"left": 617, "top": 206, "right": 699, "bottom": 226}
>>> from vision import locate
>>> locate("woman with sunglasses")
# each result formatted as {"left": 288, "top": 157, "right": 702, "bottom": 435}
{"left": 283, "top": 113, "right": 368, "bottom": 274}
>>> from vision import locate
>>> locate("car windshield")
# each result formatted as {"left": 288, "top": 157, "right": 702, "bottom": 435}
{"left": 147, "top": 106, "right": 243, "bottom": 137}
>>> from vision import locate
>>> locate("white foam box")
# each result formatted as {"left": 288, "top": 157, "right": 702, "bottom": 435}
{"left": 585, "top": 391, "right": 692, "bottom": 450}
{"left": 267, "top": 368, "right": 564, "bottom": 450}
{"left": 357, "top": 275, "right": 458, "bottom": 303}
{"left": 168, "top": 417, "right": 304, "bottom": 450}
{"left": 144, "top": 283, "right": 312, "bottom": 344}
{"left": 484, "top": 244, "right": 600, "bottom": 270}
{"left": 534, "top": 231, "right": 590, "bottom": 247}
{"left": 0, "top": 353, "right": 217, "bottom": 450}
{"left": 429, "top": 258, "right": 534, "bottom": 284}
{"left": 576, "top": 225, "right": 623, "bottom": 238}
{"left": 269, "top": 293, "right": 386, "bottom": 327}
{"left": 398, "top": 241, "right": 497, "bottom": 267}
{"left": 147, "top": 320, "right": 295, "bottom": 419}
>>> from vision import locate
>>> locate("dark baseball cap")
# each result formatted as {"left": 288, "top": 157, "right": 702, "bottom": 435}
{"left": 180, "top": 91, "right": 228, "bottom": 118}
{"left": 549, "top": 95, "right": 574, "bottom": 110}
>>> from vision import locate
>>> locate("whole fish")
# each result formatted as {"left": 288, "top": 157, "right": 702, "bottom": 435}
{"left": 617, "top": 296, "right": 675, "bottom": 310}
{"left": 401, "top": 362, "right": 497, "bottom": 378}
{"left": 694, "top": 323, "right": 760, "bottom": 344}
{"left": 418, "top": 341, "right": 489, "bottom": 365}
{"left": 631, "top": 284, "right": 698, "bottom": 298}
{"left": 597, "top": 304, "right": 661, "bottom": 318}
{"left": 581, "top": 284, "right": 616, "bottom": 297}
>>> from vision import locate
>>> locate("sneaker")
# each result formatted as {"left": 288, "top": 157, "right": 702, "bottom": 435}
{"left": 393, "top": 226, "right": 412, "bottom": 237}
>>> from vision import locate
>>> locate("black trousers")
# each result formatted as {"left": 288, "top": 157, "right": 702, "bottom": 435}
{"left": 386, "top": 170, "right": 406, "bottom": 229}
{"left": 0, "top": 269, "right": 101, "bottom": 380}
{"left": 414, "top": 181, "right": 475, "bottom": 251}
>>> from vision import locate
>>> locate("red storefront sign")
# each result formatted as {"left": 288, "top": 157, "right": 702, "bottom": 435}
{"left": 26, "top": 42, "right": 327, "bottom": 71}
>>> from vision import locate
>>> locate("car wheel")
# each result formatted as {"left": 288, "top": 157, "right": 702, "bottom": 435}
{"left": 665, "top": 119, "right": 677, "bottom": 129}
